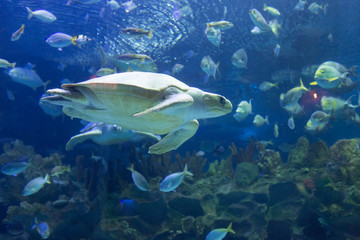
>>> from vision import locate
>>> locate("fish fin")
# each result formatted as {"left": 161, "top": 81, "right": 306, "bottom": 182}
{"left": 11, "top": 62, "right": 16, "bottom": 68}
{"left": 127, "top": 163, "right": 134, "bottom": 172}
{"left": 133, "top": 92, "right": 194, "bottom": 117}
{"left": 147, "top": 29, "right": 153, "bottom": 39}
{"left": 328, "top": 77, "right": 339, "bottom": 81}
{"left": 227, "top": 222, "right": 236, "bottom": 234}
{"left": 310, "top": 81, "right": 318, "bottom": 86}
{"left": 269, "top": 19, "right": 280, "bottom": 37}
{"left": 273, "top": 82, "right": 279, "bottom": 88}
{"left": 127, "top": 66, "right": 133, "bottom": 72}
{"left": 206, "top": 23, "right": 210, "bottom": 29}
{"left": 71, "top": 36, "right": 78, "bottom": 45}
{"left": 113, "top": 67, "right": 117, "bottom": 73}
{"left": 31, "top": 217, "right": 38, "bottom": 230}
{"left": 263, "top": 3, "right": 267, "bottom": 11}
{"left": 43, "top": 80, "right": 51, "bottom": 93}
{"left": 66, "top": 0, "right": 73, "bottom": 6}
{"left": 265, "top": 115, "right": 269, "bottom": 125}
{"left": 26, "top": 7, "right": 33, "bottom": 20}
{"left": 45, "top": 173, "right": 51, "bottom": 184}
{"left": 183, "top": 164, "right": 194, "bottom": 176}
{"left": 349, "top": 65, "right": 358, "bottom": 77}
{"left": 299, "top": 78, "right": 309, "bottom": 91}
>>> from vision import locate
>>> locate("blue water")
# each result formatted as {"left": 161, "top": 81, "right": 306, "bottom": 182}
{"left": 1, "top": 0, "right": 360, "bottom": 239}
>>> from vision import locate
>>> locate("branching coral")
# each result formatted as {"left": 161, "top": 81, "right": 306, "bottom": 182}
{"left": 228, "top": 137, "right": 258, "bottom": 164}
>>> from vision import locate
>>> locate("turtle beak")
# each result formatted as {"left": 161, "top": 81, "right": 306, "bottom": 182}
{"left": 40, "top": 95, "right": 70, "bottom": 106}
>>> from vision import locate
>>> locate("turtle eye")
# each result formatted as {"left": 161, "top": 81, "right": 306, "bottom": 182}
{"left": 218, "top": 96, "right": 226, "bottom": 105}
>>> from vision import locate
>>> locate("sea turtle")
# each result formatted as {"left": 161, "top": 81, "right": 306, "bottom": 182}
{"left": 66, "top": 122, "right": 161, "bottom": 150}
{"left": 41, "top": 72, "right": 232, "bottom": 154}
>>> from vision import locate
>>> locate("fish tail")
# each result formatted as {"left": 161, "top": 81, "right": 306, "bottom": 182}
{"left": 183, "top": 164, "right": 193, "bottom": 176}
{"left": 11, "top": 62, "right": 16, "bottom": 68}
{"left": 265, "top": 115, "right": 269, "bottom": 125}
{"left": 273, "top": 82, "right": 279, "bottom": 88}
{"left": 147, "top": 29, "right": 153, "bottom": 39}
{"left": 43, "top": 80, "right": 51, "bottom": 93}
{"left": 113, "top": 67, "right": 117, "bottom": 73}
{"left": 20, "top": 24, "right": 25, "bottom": 34}
{"left": 263, "top": 3, "right": 267, "bottom": 11}
{"left": 71, "top": 36, "right": 78, "bottom": 45}
{"left": 66, "top": 165, "right": 71, "bottom": 172}
{"left": 206, "top": 23, "right": 210, "bottom": 29}
{"left": 349, "top": 65, "right": 358, "bottom": 77}
{"left": 26, "top": 7, "right": 33, "bottom": 20}
{"left": 31, "top": 217, "right": 38, "bottom": 230}
{"left": 227, "top": 222, "right": 236, "bottom": 234}
{"left": 300, "top": 78, "right": 309, "bottom": 91}
{"left": 127, "top": 163, "right": 134, "bottom": 172}
{"left": 45, "top": 173, "right": 51, "bottom": 184}
{"left": 270, "top": 20, "right": 280, "bottom": 37}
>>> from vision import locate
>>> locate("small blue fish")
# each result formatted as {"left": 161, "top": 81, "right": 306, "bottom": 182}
{"left": 31, "top": 217, "right": 50, "bottom": 239}
{"left": 274, "top": 44, "right": 281, "bottom": 57}
{"left": 206, "top": 222, "right": 236, "bottom": 240}
{"left": 160, "top": 164, "right": 193, "bottom": 192}
{"left": 46, "top": 33, "right": 75, "bottom": 50}
{"left": 127, "top": 164, "right": 149, "bottom": 191}
{"left": 288, "top": 116, "right": 295, "bottom": 130}
{"left": 1, "top": 161, "right": 29, "bottom": 176}
{"left": 22, "top": 174, "right": 51, "bottom": 196}
{"left": 8, "top": 64, "right": 48, "bottom": 90}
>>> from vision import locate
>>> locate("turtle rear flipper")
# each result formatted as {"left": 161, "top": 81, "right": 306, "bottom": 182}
{"left": 148, "top": 120, "right": 199, "bottom": 154}
{"left": 66, "top": 129, "right": 102, "bottom": 151}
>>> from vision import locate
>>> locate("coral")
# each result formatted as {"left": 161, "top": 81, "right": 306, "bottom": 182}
{"left": 229, "top": 137, "right": 258, "bottom": 164}
{"left": 257, "top": 149, "right": 282, "bottom": 175}
{"left": 173, "top": 151, "right": 207, "bottom": 179}
{"left": 329, "top": 139, "right": 360, "bottom": 165}
{"left": 287, "top": 136, "right": 309, "bottom": 167}
{"left": 308, "top": 140, "right": 329, "bottom": 168}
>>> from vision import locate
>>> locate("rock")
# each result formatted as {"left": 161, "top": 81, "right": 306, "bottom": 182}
{"left": 234, "top": 162, "right": 259, "bottom": 186}
{"left": 168, "top": 197, "right": 204, "bottom": 217}
{"left": 267, "top": 201, "right": 303, "bottom": 221}
{"left": 269, "top": 181, "right": 301, "bottom": 205}
{"left": 217, "top": 191, "right": 251, "bottom": 206}
{"left": 287, "top": 136, "right": 309, "bottom": 167}
{"left": 308, "top": 140, "right": 329, "bottom": 168}
{"left": 181, "top": 216, "right": 196, "bottom": 234}
{"left": 257, "top": 149, "right": 282, "bottom": 175}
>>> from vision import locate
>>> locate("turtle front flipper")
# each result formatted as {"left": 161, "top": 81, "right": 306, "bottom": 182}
{"left": 148, "top": 120, "right": 199, "bottom": 154}
{"left": 66, "top": 129, "right": 102, "bottom": 151}
{"left": 133, "top": 90, "right": 194, "bottom": 117}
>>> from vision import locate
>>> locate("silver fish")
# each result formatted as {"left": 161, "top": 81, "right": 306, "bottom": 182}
{"left": 22, "top": 174, "right": 51, "bottom": 196}
{"left": 1, "top": 161, "right": 29, "bottom": 176}
{"left": 231, "top": 49, "right": 247, "bottom": 68}
{"left": 9, "top": 64, "right": 48, "bottom": 90}
{"left": 11, "top": 24, "right": 25, "bottom": 41}
{"left": 26, "top": 7, "right": 56, "bottom": 23}
{"left": 127, "top": 164, "right": 149, "bottom": 191}
{"left": 160, "top": 164, "right": 193, "bottom": 192}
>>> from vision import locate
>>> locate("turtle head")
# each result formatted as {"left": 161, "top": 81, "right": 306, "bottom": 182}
{"left": 201, "top": 92, "right": 233, "bottom": 118}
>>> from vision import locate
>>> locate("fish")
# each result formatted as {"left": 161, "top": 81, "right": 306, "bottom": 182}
{"left": 67, "top": 0, "right": 101, "bottom": 5}
{"left": 301, "top": 64, "right": 319, "bottom": 77}
{"left": 281, "top": 78, "right": 308, "bottom": 108}
{"left": 231, "top": 49, "right": 247, "bottom": 69}
{"left": 11, "top": 24, "right": 25, "bottom": 41}
{"left": 107, "top": 0, "right": 121, "bottom": 10}
{"left": 201, "top": 55, "right": 219, "bottom": 80}
{"left": 283, "top": 102, "right": 303, "bottom": 116}
{"left": 39, "top": 93, "right": 63, "bottom": 118}
{"left": 26, "top": 7, "right": 56, "bottom": 23}
{"left": 160, "top": 164, "right": 193, "bottom": 192}
{"left": 121, "top": 28, "right": 153, "bottom": 39}
{"left": 22, "top": 174, "right": 51, "bottom": 196}
{"left": 206, "top": 21, "right": 234, "bottom": 31}
{"left": 263, "top": 3, "right": 281, "bottom": 16}
{"left": 195, "top": 150, "right": 205, "bottom": 157}
{"left": 249, "top": 9, "right": 280, "bottom": 37}
{"left": 305, "top": 110, "right": 332, "bottom": 133}
{"left": 172, "top": 1, "right": 181, "bottom": 20}
{"left": 311, "top": 61, "right": 357, "bottom": 89}
{"left": 295, "top": 0, "right": 307, "bottom": 11}
{"left": 274, "top": 44, "right": 280, "bottom": 57}
{"left": 31, "top": 217, "right": 50, "bottom": 239}
{"left": 259, "top": 81, "right": 279, "bottom": 91}
{"left": 72, "top": 35, "right": 91, "bottom": 46}
{"left": 122, "top": 0, "right": 137, "bottom": 13}
{"left": 1, "top": 161, "right": 29, "bottom": 176}
{"left": 46, "top": 33, "right": 75, "bottom": 50}
{"left": 8, "top": 64, "right": 49, "bottom": 90}
{"left": 172, "top": 64, "right": 184, "bottom": 75}
{"left": 321, "top": 96, "right": 357, "bottom": 118}
{"left": 51, "top": 165, "right": 71, "bottom": 177}
{"left": 233, "top": 99, "right": 252, "bottom": 122}
{"left": 206, "top": 222, "right": 235, "bottom": 240}
{"left": 308, "top": 2, "right": 323, "bottom": 14}
{"left": 6, "top": 89, "right": 15, "bottom": 101}
{"left": 253, "top": 114, "right": 269, "bottom": 127}
{"left": 288, "top": 116, "right": 295, "bottom": 130}
{"left": 274, "top": 122, "right": 279, "bottom": 138}
{"left": 205, "top": 27, "right": 221, "bottom": 47}
{"left": 328, "top": 33, "right": 333, "bottom": 42}
{"left": 96, "top": 67, "right": 117, "bottom": 76}
{"left": 0, "top": 58, "right": 16, "bottom": 68}
{"left": 127, "top": 164, "right": 149, "bottom": 191}
{"left": 116, "top": 54, "right": 154, "bottom": 64}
